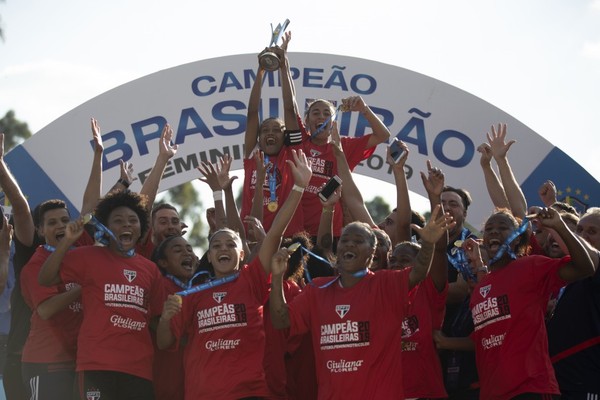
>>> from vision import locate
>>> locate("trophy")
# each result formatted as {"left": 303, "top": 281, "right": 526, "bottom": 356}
{"left": 258, "top": 19, "right": 290, "bottom": 71}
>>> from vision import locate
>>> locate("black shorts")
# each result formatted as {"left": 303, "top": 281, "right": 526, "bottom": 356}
{"left": 75, "top": 370, "right": 154, "bottom": 400}
{"left": 22, "top": 361, "right": 76, "bottom": 400}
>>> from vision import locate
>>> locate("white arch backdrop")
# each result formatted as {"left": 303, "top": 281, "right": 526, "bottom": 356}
{"left": 5, "top": 53, "right": 599, "bottom": 229}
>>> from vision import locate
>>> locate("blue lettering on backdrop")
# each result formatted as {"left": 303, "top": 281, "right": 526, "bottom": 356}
{"left": 176, "top": 108, "right": 213, "bottom": 143}
{"left": 212, "top": 100, "right": 246, "bottom": 136}
{"left": 132, "top": 116, "right": 167, "bottom": 156}
{"left": 433, "top": 130, "right": 474, "bottom": 168}
{"left": 100, "top": 130, "right": 134, "bottom": 170}
{"left": 191, "top": 75, "right": 216, "bottom": 96}
{"left": 100, "top": 67, "right": 475, "bottom": 172}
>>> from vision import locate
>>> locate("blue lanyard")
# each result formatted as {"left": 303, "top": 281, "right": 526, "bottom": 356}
{"left": 299, "top": 246, "right": 332, "bottom": 284}
{"left": 84, "top": 213, "right": 135, "bottom": 257}
{"left": 43, "top": 244, "right": 75, "bottom": 253}
{"left": 487, "top": 218, "right": 530, "bottom": 266}
{"left": 310, "top": 105, "right": 342, "bottom": 141}
{"left": 264, "top": 155, "right": 277, "bottom": 203}
{"left": 166, "top": 270, "right": 211, "bottom": 290}
{"left": 447, "top": 229, "right": 476, "bottom": 282}
{"left": 176, "top": 272, "right": 239, "bottom": 296}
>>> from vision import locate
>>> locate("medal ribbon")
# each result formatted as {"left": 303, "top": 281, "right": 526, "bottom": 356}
{"left": 310, "top": 105, "right": 342, "bottom": 141}
{"left": 487, "top": 217, "right": 530, "bottom": 266}
{"left": 447, "top": 229, "right": 475, "bottom": 282}
{"left": 264, "top": 155, "right": 277, "bottom": 206}
{"left": 84, "top": 214, "right": 135, "bottom": 257}
{"left": 176, "top": 272, "right": 239, "bottom": 296}
{"left": 166, "top": 270, "right": 211, "bottom": 290}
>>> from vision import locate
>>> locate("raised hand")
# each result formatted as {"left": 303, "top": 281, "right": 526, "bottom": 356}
{"left": 487, "top": 123, "right": 515, "bottom": 160}
{"left": 160, "top": 295, "right": 183, "bottom": 322}
{"left": 244, "top": 215, "right": 266, "bottom": 243}
{"left": 286, "top": 149, "right": 312, "bottom": 188}
{"left": 538, "top": 180, "right": 557, "bottom": 206}
{"left": 270, "top": 247, "right": 291, "bottom": 277}
{"left": 477, "top": 142, "right": 493, "bottom": 168}
{"left": 197, "top": 161, "right": 222, "bottom": 192}
{"left": 119, "top": 159, "right": 137, "bottom": 186}
{"left": 420, "top": 160, "right": 444, "bottom": 198}
{"left": 216, "top": 155, "right": 237, "bottom": 190}
{"left": 91, "top": 118, "right": 104, "bottom": 154}
{"left": 412, "top": 204, "right": 455, "bottom": 245}
{"left": 159, "top": 124, "right": 178, "bottom": 160}
{"left": 340, "top": 96, "right": 367, "bottom": 113}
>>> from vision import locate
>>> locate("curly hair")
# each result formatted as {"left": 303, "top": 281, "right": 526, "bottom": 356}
{"left": 94, "top": 191, "right": 149, "bottom": 242}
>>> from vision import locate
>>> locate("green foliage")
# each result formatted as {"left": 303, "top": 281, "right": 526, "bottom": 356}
{"left": 0, "top": 110, "right": 32, "bottom": 152}
{"left": 365, "top": 196, "right": 391, "bottom": 225}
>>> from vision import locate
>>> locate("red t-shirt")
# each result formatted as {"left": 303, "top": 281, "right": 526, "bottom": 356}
{"left": 287, "top": 269, "right": 410, "bottom": 399}
{"left": 60, "top": 245, "right": 166, "bottom": 381}
{"left": 21, "top": 246, "right": 82, "bottom": 363}
{"left": 301, "top": 135, "right": 375, "bottom": 236}
{"left": 169, "top": 258, "right": 270, "bottom": 400}
{"left": 402, "top": 275, "right": 448, "bottom": 398}
{"left": 469, "top": 255, "right": 569, "bottom": 400}
{"left": 240, "top": 152, "right": 305, "bottom": 238}
{"left": 152, "top": 277, "right": 185, "bottom": 400}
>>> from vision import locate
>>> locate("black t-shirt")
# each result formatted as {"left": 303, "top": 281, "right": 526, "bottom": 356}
{"left": 6, "top": 235, "right": 40, "bottom": 355}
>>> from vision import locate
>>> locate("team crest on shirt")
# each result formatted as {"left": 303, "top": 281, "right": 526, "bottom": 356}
{"left": 310, "top": 149, "right": 322, "bottom": 157}
{"left": 335, "top": 305, "right": 350, "bottom": 319}
{"left": 123, "top": 269, "right": 137, "bottom": 283}
{"left": 86, "top": 389, "right": 101, "bottom": 400}
{"left": 479, "top": 284, "right": 491, "bottom": 298}
{"left": 213, "top": 292, "right": 227, "bottom": 303}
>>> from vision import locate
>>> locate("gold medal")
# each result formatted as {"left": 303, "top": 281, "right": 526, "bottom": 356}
{"left": 267, "top": 201, "right": 278, "bottom": 212}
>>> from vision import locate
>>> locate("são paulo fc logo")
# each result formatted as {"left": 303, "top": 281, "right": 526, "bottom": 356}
{"left": 123, "top": 269, "right": 137, "bottom": 283}
{"left": 310, "top": 149, "right": 322, "bottom": 157}
{"left": 335, "top": 305, "right": 350, "bottom": 319}
{"left": 86, "top": 388, "right": 101, "bottom": 400}
{"left": 479, "top": 284, "right": 491, "bottom": 298}
{"left": 213, "top": 292, "right": 226, "bottom": 303}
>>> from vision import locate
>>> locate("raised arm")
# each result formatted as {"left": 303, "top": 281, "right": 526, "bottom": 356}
{"left": 420, "top": 162, "right": 450, "bottom": 292}
{"left": 0, "top": 215, "right": 12, "bottom": 294}
{"left": 408, "top": 205, "right": 455, "bottom": 289}
{"left": 258, "top": 149, "right": 312, "bottom": 271}
{"left": 390, "top": 140, "right": 411, "bottom": 245}
{"left": 197, "top": 161, "right": 227, "bottom": 231}
{"left": 249, "top": 150, "right": 266, "bottom": 224}
{"left": 340, "top": 96, "right": 390, "bottom": 148}
{"left": 269, "top": 247, "right": 293, "bottom": 329}
{"left": 330, "top": 123, "right": 375, "bottom": 226}
{"left": 244, "top": 60, "right": 265, "bottom": 158}
{"left": 81, "top": 118, "right": 104, "bottom": 215}
{"left": 477, "top": 142, "right": 509, "bottom": 209}
{"left": 536, "top": 208, "right": 595, "bottom": 282}
{"left": 276, "top": 32, "right": 300, "bottom": 130}
{"left": 0, "top": 133, "right": 35, "bottom": 246}
{"left": 140, "top": 123, "right": 178, "bottom": 209}
{"left": 488, "top": 124, "right": 527, "bottom": 219}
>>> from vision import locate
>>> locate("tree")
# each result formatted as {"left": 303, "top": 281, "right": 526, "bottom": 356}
{"left": 157, "top": 181, "right": 208, "bottom": 251}
{"left": 365, "top": 196, "right": 391, "bottom": 225}
{"left": 0, "top": 110, "right": 32, "bottom": 152}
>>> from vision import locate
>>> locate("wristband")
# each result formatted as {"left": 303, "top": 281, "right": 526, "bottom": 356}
{"left": 292, "top": 184, "right": 305, "bottom": 193}
{"left": 117, "top": 178, "right": 130, "bottom": 188}
{"left": 213, "top": 190, "right": 223, "bottom": 202}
